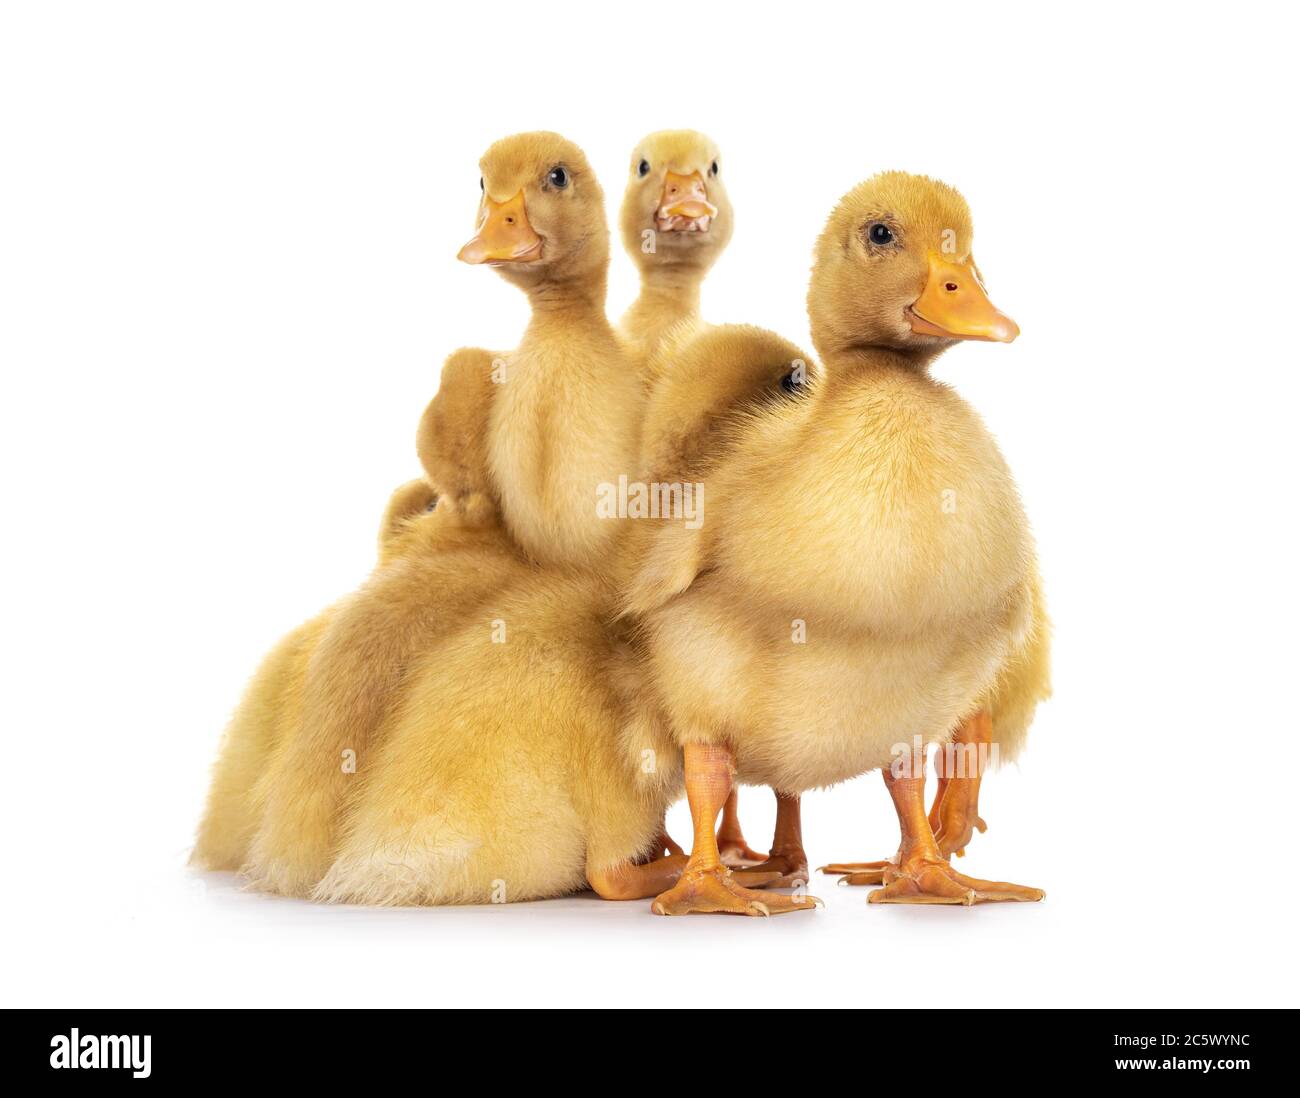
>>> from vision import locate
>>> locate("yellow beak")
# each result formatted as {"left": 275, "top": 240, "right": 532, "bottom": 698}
{"left": 458, "top": 190, "right": 543, "bottom": 265}
{"left": 909, "top": 255, "right": 1019, "bottom": 343}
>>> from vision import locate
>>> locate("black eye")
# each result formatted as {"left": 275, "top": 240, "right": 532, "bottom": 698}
{"left": 547, "top": 166, "right": 569, "bottom": 188}
{"left": 867, "top": 222, "right": 894, "bottom": 246}
{"left": 425, "top": 496, "right": 438, "bottom": 513}
{"left": 479, "top": 177, "right": 484, "bottom": 192}
{"left": 710, "top": 160, "right": 719, "bottom": 177}
{"left": 637, "top": 159, "right": 650, "bottom": 178}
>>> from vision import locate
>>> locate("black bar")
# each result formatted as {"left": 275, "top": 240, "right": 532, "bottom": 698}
{"left": 3, "top": 1008, "right": 1289, "bottom": 1084}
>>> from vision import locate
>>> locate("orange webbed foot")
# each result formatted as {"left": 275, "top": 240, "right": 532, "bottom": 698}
{"left": 866, "top": 856, "right": 1044, "bottom": 905}
{"left": 741, "top": 849, "right": 810, "bottom": 889}
{"left": 818, "top": 858, "right": 896, "bottom": 886}
{"left": 651, "top": 867, "right": 822, "bottom": 917}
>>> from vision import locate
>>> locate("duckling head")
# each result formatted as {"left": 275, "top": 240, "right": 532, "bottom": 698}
{"left": 807, "top": 171, "right": 1018, "bottom": 365}
{"left": 458, "top": 131, "right": 609, "bottom": 296}
{"left": 619, "top": 130, "right": 733, "bottom": 279}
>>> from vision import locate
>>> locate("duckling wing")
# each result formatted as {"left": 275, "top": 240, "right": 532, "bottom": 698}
{"left": 621, "top": 519, "right": 708, "bottom": 618}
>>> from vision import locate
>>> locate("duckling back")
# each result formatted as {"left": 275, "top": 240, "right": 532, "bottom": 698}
{"left": 639, "top": 322, "right": 816, "bottom": 482}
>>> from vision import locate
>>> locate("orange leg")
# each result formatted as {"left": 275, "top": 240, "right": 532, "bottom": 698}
{"left": 737, "top": 792, "right": 809, "bottom": 887}
{"left": 931, "top": 710, "right": 991, "bottom": 859}
{"left": 651, "top": 743, "right": 821, "bottom": 917}
{"left": 716, "top": 788, "right": 766, "bottom": 867}
{"left": 867, "top": 753, "right": 1043, "bottom": 905}
{"left": 588, "top": 854, "right": 689, "bottom": 901}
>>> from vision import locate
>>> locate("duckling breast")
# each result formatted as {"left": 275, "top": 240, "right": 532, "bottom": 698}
{"left": 715, "top": 373, "right": 1033, "bottom": 635}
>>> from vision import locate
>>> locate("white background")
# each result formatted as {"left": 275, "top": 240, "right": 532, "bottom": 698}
{"left": 3, "top": 1, "right": 1297, "bottom": 1009}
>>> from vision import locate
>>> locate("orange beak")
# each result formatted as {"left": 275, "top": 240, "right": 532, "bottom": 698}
{"left": 458, "top": 190, "right": 543, "bottom": 265}
{"left": 908, "top": 255, "right": 1019, "bottom": 343}
{"left": 656, "top": 170, "right": 718, "bottom": 231}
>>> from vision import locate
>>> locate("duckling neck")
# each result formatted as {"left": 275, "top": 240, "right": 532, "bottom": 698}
{"left": 624, "top": 268, "right": 703, "bottom": 337}
{"left": 523, "top": 276, "right": 614, "bottom": 340}
{"left": 820, "top": 340, "right": 946, "bottom": 377}
{"left": 822, "top": 345, "right": 936, "bottom": 387}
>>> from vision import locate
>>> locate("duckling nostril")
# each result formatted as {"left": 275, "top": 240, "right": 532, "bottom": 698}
{"left": 505, "top": 216, "right": 515, "bottom": 225}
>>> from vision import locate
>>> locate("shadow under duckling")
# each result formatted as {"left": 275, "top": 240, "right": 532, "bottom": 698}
{"left": 625, "top": 172, "right": 1049, "bottom": 914}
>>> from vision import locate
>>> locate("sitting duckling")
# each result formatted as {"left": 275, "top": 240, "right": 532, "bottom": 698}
{"left": 191, "top": 476, "right": 441, "bottom": 874}
{"left": 616, "top": 130, "right": 733, "bottom": 372}
{"left": 626, "top": 172, "right": 1047, "bottom": 914}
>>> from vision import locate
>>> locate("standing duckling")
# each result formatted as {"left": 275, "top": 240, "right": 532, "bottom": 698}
{"left": 626, "top": 172, "right": 1047, "bottom": 914}
{"left": 615, "top": 131, "right": 778, "bottom": 867}
{"left": 616, "top": 130, "right": 733, "bottom": 372}
{"left": 637, "top": 323, "right": 819, "bottom": 879}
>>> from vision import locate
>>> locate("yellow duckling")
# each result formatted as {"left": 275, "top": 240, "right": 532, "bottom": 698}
{"left": 457, "top": 131, "right": 642, "bottom": 571}
{"left": 616, "top": 130, "right": 733, "bottom": 371}
{"left": 616, "top": 132, "right": 782, "bottom": 865}
{"left": 626, "top": 172, "right": 1047, "bottom": 914}
{"left": 191, "top": 476, "right": 442, "bottom": 874}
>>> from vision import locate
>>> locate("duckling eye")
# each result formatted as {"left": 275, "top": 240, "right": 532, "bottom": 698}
{"left": 866, "top": 222, "right": 895, "bottom": 246}
{"left": 637, "top": 159, "right": 650, "bottom": 178}
{"left": 479, "top": 177, "right": 484, "bottom": 193}
{"left": 547, "top": 166, "right": 569, "bottom": 188}
{"left": 710, "top": 160, "right": 719, "bottom": 177}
